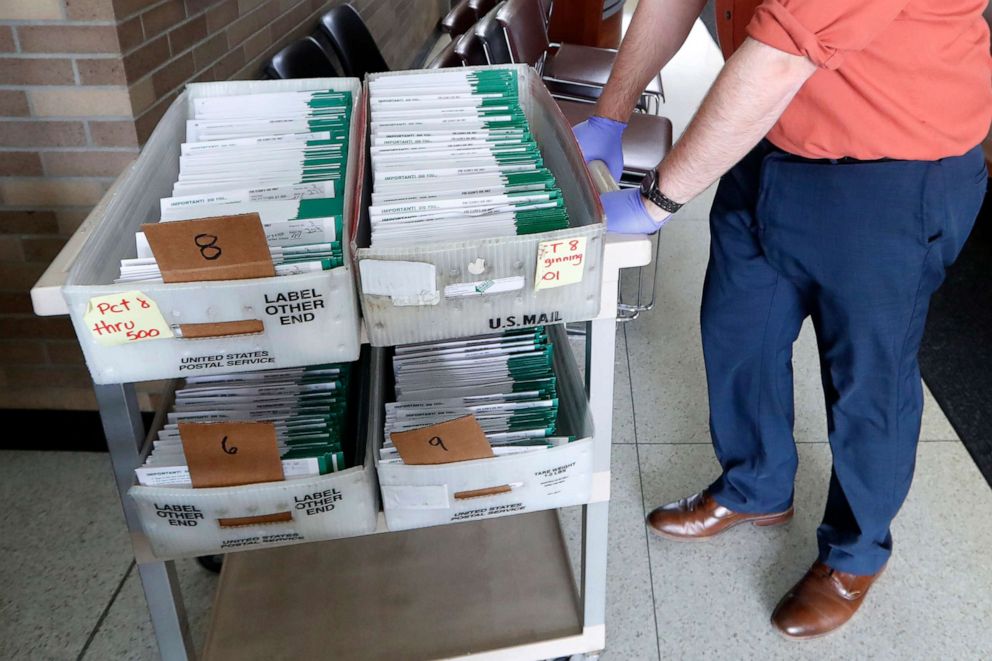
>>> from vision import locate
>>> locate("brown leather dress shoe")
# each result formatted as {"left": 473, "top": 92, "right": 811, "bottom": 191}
{"left": 771, "top": 561, "right": 885, "bottom": 639}
{"left": 645, "top": 490, "right": 793, "bottom": 540}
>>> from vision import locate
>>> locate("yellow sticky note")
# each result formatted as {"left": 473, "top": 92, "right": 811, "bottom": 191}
{"left": 535, "top": 237, "right": 587, "bottom": 290}
{"left": 83, "top": 291, "right": 175, "bottom": 347}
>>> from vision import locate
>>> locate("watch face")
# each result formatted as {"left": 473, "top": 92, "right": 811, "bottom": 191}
{"left": 640, "top": 170, "right": 656, "bottom": 195}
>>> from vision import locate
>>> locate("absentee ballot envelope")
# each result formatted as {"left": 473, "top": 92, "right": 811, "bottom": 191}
{"left": 135, "top": 363, "right": 354, "bottom": 487}
{"left": 117, "top": 87, "right": 352, "bottom": 284}
{"left": 366, "top": 68, "right": 571, "bottom": 248}
{"left": 381, "top": 327, "right": 575, "bottom": 463}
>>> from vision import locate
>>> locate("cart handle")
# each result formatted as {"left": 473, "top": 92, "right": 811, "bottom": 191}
{"left": 588, "top": 159, "right": 620, "bottom": 195}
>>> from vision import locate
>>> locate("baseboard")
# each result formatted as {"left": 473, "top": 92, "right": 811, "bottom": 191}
{"left": 0, "top": 409, "right": 154, "bottom": 452}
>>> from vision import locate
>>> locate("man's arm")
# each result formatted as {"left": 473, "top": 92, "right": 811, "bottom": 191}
{"left": 571, "top": 0, "right": 707, "bottom": 180}
{"left": 644, "top": 37, "right": 816, "bottom": 218}
{"left": 594, "top": 0, "right": 709, "bottom": 122}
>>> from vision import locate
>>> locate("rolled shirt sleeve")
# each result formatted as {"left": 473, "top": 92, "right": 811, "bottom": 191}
{"left": 747, "top": 0, "right": 913, "bottom": 70}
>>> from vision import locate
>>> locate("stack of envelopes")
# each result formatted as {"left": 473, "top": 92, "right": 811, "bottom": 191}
{"left": 136, "top": 363, "right": 352, "bottom": 487}
{"left": 118, "top": 88, "right": 352, "bottom": 283}
{"left": 380, "top": 327, "right": 574, "bottom": 463}
{"left": 367, "top": 68, "right": 570, "bottom": 248}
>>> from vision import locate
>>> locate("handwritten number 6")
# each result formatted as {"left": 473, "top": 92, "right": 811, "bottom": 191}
{"left": 195, "top": 233, "right": 222, "bottom": 260}
{"left": 221, "top": 435, "right": 238, "bottom": 455}
{"left": 428, "top": 436, "right": 448, "bottom": 452}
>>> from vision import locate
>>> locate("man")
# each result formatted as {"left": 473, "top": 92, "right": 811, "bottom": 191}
{"left": 573, "top": 0, "right": 991, "bottom": 639}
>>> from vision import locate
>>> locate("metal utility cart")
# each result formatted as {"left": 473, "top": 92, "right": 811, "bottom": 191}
{"left": 32, "top": 163, "right": 652, "bottom": 660}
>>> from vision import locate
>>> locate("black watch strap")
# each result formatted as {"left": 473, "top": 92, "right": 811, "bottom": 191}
{"left": 640, "top": 170, "right": 684, "bottom": 214}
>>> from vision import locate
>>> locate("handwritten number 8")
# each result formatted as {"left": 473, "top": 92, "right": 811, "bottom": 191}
{"left": 195, "top": 233, "right": 222, "bottom": 260}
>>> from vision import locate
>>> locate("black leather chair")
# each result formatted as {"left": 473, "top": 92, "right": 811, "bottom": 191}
{"left": 467, "top": 0, "right": 498, "bottom": 20}
{"left": 453, "top": 30, "right": 489, "bottom": 67}
{"left": 428, "top": 39, "right": 464, "bottom": 68}
{"left": 319, "top": 4, "right": 389, "bottom": 78}
{"left": 474, "top": 5, "right": 512, "bottom": 65}
{"left": 498, "top": 0, "right": 664, "bottom": 109}
{"left": 476, "top": 4, "right": 672, "bottom": 184}
{"left": 441, "top": 0, "right": 475, "bottom": 38}
{"left": 264, "top": 36, "right": 339, "bottom": 79}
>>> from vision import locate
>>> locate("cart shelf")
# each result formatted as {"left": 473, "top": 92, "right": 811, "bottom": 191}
{"left": 204, "top": 510, "right": 597, "bottom": 661}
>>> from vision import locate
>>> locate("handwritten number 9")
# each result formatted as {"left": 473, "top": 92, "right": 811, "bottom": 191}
{"left": 428, "top": 436, "right": 448, "bottom": 452}
{"left": 221, "top": 435, "right": 238, "bottom": 455}
{"left": 195, "top": 233, "right": 222, "bottom": 260}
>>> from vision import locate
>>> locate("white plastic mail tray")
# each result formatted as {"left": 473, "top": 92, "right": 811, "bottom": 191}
{"left": 353, "top": 65, "right": 606, "bottom": 347}
{"left": 61, "top": 78, "right": 364, "bottom": 384}
{"left": 375, "top": 324, "right": 595, "bottom": 531}
{"left": 128, "top": 349, "right": 383, "bottom": 560}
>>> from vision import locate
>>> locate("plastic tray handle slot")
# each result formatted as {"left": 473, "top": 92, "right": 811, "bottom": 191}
{"left": 175, "top": 320, "right": 264, "bottom": 339}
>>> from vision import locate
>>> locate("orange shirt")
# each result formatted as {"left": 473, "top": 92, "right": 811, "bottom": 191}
{"left": 715, "top": 0, "right": 992, "bottom": 160}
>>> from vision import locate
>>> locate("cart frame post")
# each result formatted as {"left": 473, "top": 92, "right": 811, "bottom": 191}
{"left": 579, "top": 317, "right": 616, "bottom": 638}
{"left": 96, "top": 383, "right": 195, "bottom": 661}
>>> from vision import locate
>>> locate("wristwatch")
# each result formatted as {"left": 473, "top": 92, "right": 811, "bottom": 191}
{"left": 639, "top": 170, "right": 684, "bottom": 214}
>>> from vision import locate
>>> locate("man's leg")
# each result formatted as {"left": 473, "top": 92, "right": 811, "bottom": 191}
{"left": 648, "top": 144, "right": 808, "bottom": 540}
{"left": 809, "top": 151, "right": 987, "bottom": 575}
{"left": 702, "top": 146, "right": 808, "bottom": 515}
{"left": 762, "top": 146, "right": 985, "bottom": 638}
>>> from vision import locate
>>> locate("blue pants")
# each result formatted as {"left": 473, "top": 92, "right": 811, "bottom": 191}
{"left": 703, "top": 141, "right": 986, "bottom": 575}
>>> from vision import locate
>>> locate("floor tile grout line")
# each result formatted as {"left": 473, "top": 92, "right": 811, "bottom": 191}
{"left": 76, "top": 560, "right": 135, "bottom": 661}
{"left": 622, "top": 323, "right": 664, "bottom": 661}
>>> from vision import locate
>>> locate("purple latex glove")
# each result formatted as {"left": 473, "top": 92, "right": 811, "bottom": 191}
{"left": 572, "top": 116, "right": 626, "bottom": 182}
{"left": 601, "top": 188, "right": 671, "bottom": 234}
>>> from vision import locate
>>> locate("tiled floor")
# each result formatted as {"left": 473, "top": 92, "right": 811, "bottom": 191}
{"left": 2, "top": 17, "right": 991, "bottom": 661}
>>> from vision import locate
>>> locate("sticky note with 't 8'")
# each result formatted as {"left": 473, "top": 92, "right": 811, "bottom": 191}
{"left": 535, "top": 237, "right": 586, "bottom": 290}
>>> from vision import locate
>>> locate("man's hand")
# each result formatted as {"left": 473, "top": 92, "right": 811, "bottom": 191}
{"left": 601, "top": 188, "right": 671, "bottom": 234}
{"left": 572, "top": 117, "right": 627, "bottom": 181}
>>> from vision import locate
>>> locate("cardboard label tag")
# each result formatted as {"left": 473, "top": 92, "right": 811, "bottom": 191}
{"left": 180, "top": 421, "right": 285, "bottom": 488}
{"left": 84, "top": 291, "right": 175, "bottom": 346}
{"left": 390, "top": 415, "right": 493, "bottom": 465}
{"left": 142, "top": 213, "right": 275, "bottom": 283}
{"left": 535, "top": 237, "right": 587, "bottom": 290}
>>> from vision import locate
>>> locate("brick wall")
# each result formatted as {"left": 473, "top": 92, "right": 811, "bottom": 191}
{"left": 124, "top": 0, "right": 447, "bottom": 145}
{"left": 0, "top": 0, "right": 445, "bottom": 410}
{"left": 0, "top": 0, "right": 130, "bottom": 408}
